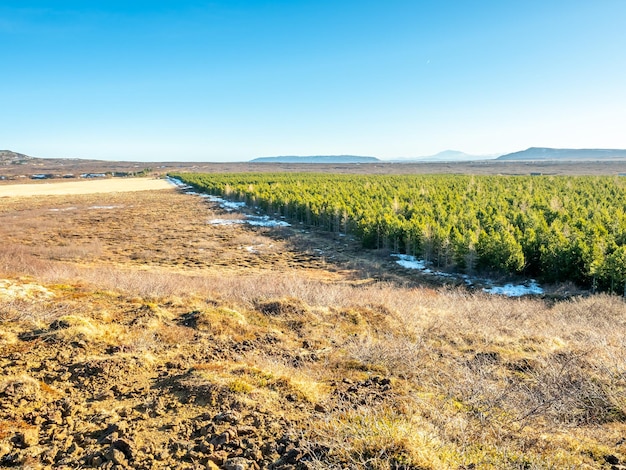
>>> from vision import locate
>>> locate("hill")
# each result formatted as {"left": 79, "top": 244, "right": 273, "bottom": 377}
{"left": 0, "top": 150, "right": 34, "bottom": 165}
{"left": 250, "top": 155, "right": 380, "bottom": 163}
{"left": 498, "top": 147, "right": 626, "bottom": 161}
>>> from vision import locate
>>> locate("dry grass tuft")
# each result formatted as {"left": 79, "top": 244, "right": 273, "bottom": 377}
{"left": 256, "top": 297, "right": 311, "bottom": 316}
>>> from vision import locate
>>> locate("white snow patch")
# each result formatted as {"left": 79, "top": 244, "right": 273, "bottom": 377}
{"left": 245, "top": 216, "right": 290, "bottom": 227}
{"left": 392, "top": 254, "right": 427, "bottom": 270}
{"left": 208, "top": 219, "right": 244, "bottom": 226}
{"left": 169, "top": 176, "right": 290, "bottom": 227}
{"left": 391, "top": 253, "right": 543, "bottom": 297}
{"left": 49, "top": 207, "right": 77, "bottom": 212}
{"left": 166, "top": 177, "right": 192, "bottom": 189}
{"left": 221, "top": 200, "right": 247, "bottom": 211}
{"left": 208, "top": 216, "right": 289, "bottom": 228}
{"left": 483, "top": 281, "right": 543, "bottom": 297}
{"left": 89, "top": 205, "right": 122, "bottom": 210}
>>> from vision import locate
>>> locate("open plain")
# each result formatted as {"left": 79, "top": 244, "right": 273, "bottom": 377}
{"left": 0, "top": 178, "right": 172, "bottom": 198}
{"left": 1, "top": 180, "right": 626, "bottom": 469}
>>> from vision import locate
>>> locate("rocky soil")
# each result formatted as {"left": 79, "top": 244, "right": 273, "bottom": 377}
{"left": 1, "top": 276, "right": 409, "bottom": 469}
{"left": 0, "top": 189, "right": 404, "bottom": 469}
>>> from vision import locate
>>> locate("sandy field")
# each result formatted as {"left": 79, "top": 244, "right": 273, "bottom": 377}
{"left": 0, "top": 177, "right": 173, "bottom": 197}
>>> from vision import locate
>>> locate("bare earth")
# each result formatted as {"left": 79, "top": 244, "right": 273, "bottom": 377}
{"left": 0, "top": 178, "right": 172, "bottom": 198}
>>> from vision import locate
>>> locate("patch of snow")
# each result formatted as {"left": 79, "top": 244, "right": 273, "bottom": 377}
{"left": 208, "top": 216, "right": 289, "bottom": 228}
{"left": 49, "top": 207, "right": 77, "bottom": 212}
{"left": 166, "top": 177, "right": 192, "bottom": 189}
{"left": 221, "top": 200, "right": 247, "bottom": 211}
{"left": 391, "top": 253, "right": 543, "bottom": 297}
{"left": 483, "top": 281, "right": 543, "bottom": 297}
{"left": 208, "top": 219, "right": 244, "bottom": 225}
{"left": 170, "top": 176, "right": 292, "bottom": 227}
{"left": 89, "top": 205, "right": 122, "bottom": 210}
{"left": 392, "top": 254, "right": 427, "bottom": 270}
{"left": 246, "top": 215, "right": 290, "bottom": 227}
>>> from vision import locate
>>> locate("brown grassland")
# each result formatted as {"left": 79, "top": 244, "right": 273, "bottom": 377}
{"left": 1, "top": 180, "right": 626, "bottom": 469}
{"left": 0, "top": 179, "right": 172, "bottom": 197}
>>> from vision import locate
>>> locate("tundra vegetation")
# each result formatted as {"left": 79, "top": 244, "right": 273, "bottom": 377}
{"left": 0, "top": 184, "right": 625, "bottom": 469}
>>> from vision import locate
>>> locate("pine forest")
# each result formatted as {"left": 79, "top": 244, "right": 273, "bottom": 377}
{"left": 172, "top": 172, "right": 626, "bottom": 293}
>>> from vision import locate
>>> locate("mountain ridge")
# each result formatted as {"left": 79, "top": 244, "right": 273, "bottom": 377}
{"left": 498, "top": 147, "right": 626, "bottom": 161}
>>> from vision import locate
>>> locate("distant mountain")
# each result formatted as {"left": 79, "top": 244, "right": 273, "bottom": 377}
{"left": 0, "top": 150, "right": 34, "bottom": 165}
{"left": 250, "top": 155, "right": 380, "bottom": 163}
{"left": 410, "top": 150, "right": 499, "bottom": 162}
{"left": 497, "top": 147, "right": 626, "bottom": 161}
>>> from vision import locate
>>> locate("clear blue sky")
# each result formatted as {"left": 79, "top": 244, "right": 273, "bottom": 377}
{"left": 2, "top": 1, "right": 625, "bottom": 161}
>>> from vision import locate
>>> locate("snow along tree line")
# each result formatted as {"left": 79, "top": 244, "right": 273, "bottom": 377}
{"left": 172, "top": 172, "right": 626, "bottom": 293}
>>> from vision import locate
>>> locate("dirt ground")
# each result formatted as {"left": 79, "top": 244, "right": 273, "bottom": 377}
{"left": 0, "top": 186, "right": 422, "bottom": 469}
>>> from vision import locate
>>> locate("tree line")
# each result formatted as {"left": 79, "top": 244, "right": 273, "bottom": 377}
{"left": 171, "top": 172, "right": 626, "bottom": 293}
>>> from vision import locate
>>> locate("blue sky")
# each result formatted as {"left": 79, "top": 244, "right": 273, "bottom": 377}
{"left": 2, "top": 1, "right": 625, "bottom": 161}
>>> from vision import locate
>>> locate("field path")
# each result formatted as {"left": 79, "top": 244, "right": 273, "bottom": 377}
{"left": 0, "top": 177, "right": 172, "bottom": 197}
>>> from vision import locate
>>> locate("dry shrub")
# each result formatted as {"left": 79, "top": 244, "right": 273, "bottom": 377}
{"left": 155, "top": 323, "right": 196, "bottom": 345}
{"left": 0, "top": 245, "right": 50, "bottom": 277}
{"left": 345, "top": 334, "right": 423, "bottom": 380}
{"left": 256, "top": 297, "right": 311, "bottom": 316}
{"left": 41, "top": 239, "right": 103, "bottom": 261}
{"left": 0, "top": 297, "right": 72, "bottom": 326}
{"left": 514, "top": 350, "right": 626, "bottom": 426}
{"left": 2, "top": 190, "right": 626, "bottom": 468}
{"left": 308, "top": 405, "right": 447, "bottom": 470}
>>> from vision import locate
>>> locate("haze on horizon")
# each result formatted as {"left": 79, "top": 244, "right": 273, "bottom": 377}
{"left": 2, "top": 1, "right": 625, "bottom": 162}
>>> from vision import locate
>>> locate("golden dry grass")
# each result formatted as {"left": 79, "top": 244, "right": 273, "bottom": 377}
{"left": 0, "top": 177, "right": 172, "bottom": 197}
{"left": 0, "top": 187, "right": 625, "bottom": 468}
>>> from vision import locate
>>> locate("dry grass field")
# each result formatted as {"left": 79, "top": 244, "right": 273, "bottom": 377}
{"left": 0, "top": 178, "right": 172, "bottom": 197}
{"left": 1, "top": 183, "right": 626, "bottom": 469}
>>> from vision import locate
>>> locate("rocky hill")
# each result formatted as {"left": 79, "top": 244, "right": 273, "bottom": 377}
{"left": 0, "top": 150, "right": 34, "bottom": 165}
{"left": 498, "top": 147, "right": 626, "bottom": 160}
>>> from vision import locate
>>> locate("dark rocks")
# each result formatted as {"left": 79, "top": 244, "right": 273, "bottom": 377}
{"left": 213, "top": 411, "right": 241, "bottom": 424}
{"left": 13, "top": 427, "right": 39, "bottom": 448}
{"left": 224, "top": 456, "right": 258, "bottom": 470}
{"left": 111, "top": 438, "right": 134, "bottom": 461}
{"left": 605, "top": 454, "right": 620, "bottom": 465}
{"left": 313, "top": 403, "right": 327, "bottom": 413}
{"left": 105, "top": 446, "right": 127, "bottom": 465}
